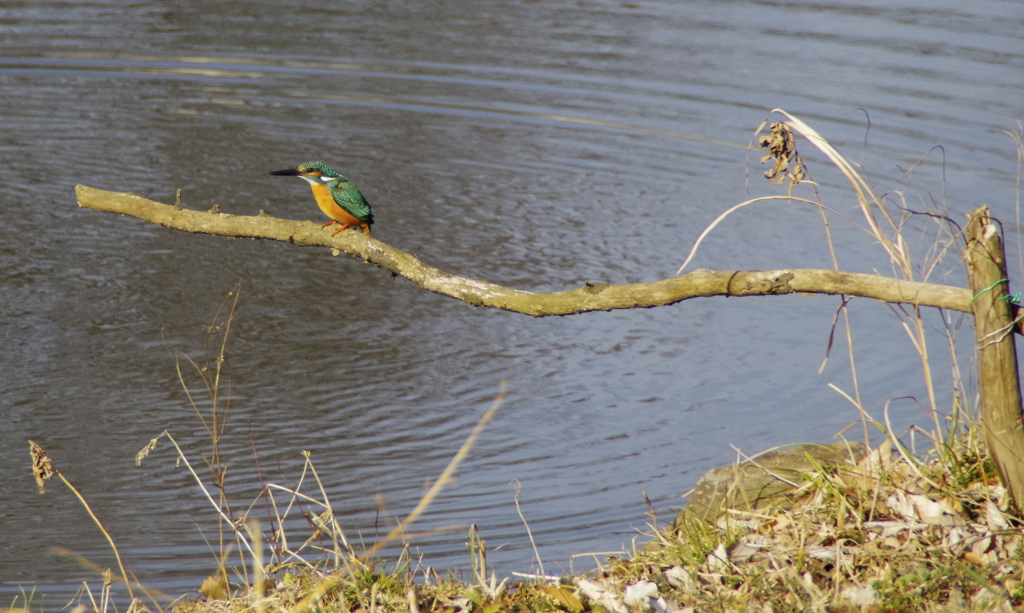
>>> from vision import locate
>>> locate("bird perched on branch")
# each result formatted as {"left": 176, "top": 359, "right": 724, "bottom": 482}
{"left": 270, "top": 161, "right": 374, "bottom": 236}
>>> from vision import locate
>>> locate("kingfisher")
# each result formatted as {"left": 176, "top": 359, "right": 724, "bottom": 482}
{"left": 270, "top": 161, "right": 374, "bottom": 236}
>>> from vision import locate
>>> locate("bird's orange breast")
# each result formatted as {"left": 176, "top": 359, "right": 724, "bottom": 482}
{"left": 310, "top": 183, "right": 362, "bottom": 226}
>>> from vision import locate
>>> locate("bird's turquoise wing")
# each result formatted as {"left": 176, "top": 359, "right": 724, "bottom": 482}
{"left": 331, "top": 182, "right": 374, "bottom": 223}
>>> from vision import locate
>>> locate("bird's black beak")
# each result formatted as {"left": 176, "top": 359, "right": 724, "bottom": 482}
{"left": 269, "top": 168, "right": 303, "bottom": 176}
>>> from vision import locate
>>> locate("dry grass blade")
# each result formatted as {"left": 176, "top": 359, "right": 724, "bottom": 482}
{"left": 510, "top": 479, "right": 545, "bottom": 576}
{"left": 27, "top": 441, "right": 145, "bottom": 608}
{"left": 768, "top": 109, "right": 911, "bottom": 277}
{"left": 286, "top": 383, "right": 506, "bottom": 613}
{"left": 137, "top": 431, "right": 258, "bottom": 560}
{"left": 674, "top": 195, "right": 831, "bottom": 275}
{"left": 361, "top": 382, "right": 506, "bottom": 562}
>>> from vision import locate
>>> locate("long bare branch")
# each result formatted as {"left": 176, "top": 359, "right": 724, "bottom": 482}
{"left": 76, "top": 185, "right": 971, "bottom": 316}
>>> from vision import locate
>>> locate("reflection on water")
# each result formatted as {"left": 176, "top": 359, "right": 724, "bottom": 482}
{"left": 1, "top": 0, "right": 1020, "bottom": 603}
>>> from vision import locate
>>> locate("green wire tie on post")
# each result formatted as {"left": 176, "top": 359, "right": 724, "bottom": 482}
{"left": 971, "top": 279, "right": 1023, "bottom": 338}
{"left": 970, "top": 278, "right": 1017, "bottom": 305}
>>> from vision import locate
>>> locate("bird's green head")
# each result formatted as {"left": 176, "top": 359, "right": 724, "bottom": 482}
{"left": 269, "top": 161, "right": 346, "bottom": 184}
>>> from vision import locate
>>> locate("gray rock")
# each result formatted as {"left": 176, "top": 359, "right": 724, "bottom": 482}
{"left": 680, "top": 442, "right": 867, "bottom": 522}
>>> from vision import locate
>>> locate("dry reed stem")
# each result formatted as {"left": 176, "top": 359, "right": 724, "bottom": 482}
{"left": 510, "top": 479, "right": 545, "bottom": 577}
{"left": 285, "top": 384, "right": 506, "bottom": 613}
{"left": 764, "top": 111, "right": 956, "bottom": 447}
{"left": 27, "top": 441, "right": 143, "bottom": 607}
{"left": 674, "top": 195, "right": 844, "bottom": 275}
{"left": 137, "top": 432, "right": 258, "bottom": 560}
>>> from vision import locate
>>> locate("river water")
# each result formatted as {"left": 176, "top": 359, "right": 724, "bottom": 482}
{"left": 1, "top": 0, "right": 1020, "bottom": 605}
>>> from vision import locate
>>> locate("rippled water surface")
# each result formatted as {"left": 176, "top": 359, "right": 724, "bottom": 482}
{"left": 1, "top": 0, "right": 1021, "bottom": 603}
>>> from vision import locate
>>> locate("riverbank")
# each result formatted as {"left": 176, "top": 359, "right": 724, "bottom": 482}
{"left": 164, "top": 425, "right": 1021, "bottom": 612}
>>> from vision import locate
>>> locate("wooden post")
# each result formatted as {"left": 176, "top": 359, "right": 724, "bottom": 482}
{"left": 966, "top": 206, "right": 1024, "bottom": 510}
